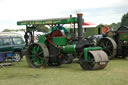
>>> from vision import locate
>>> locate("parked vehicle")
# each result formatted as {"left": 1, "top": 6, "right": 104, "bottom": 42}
{"left": 97, "top": 26, "right": 128, "bottom": 59}
{"left": 0, "top": 32, "right": 25, "bottom": 62}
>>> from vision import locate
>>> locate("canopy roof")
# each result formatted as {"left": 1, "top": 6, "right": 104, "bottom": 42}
{"left": 118, "top": 26, "right": 128, "bottom": 32}
{"left": 17, "top": 17, "right": 84, "bottom": 25}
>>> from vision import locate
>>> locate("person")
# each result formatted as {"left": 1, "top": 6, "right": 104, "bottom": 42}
{"left": 24, "top": 31, "right": 29, "bottom": 45}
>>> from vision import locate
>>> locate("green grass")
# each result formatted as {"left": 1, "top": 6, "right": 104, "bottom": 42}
{"left": 0, "top": 58, "right": 128, "bottom": 85}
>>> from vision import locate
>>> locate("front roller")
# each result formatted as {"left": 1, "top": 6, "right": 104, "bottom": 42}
{"left": 26, "top": 43, "right": 49, "bottom": 68}
{"left": 80, "top": 47, "right": 109, "bottom": 70}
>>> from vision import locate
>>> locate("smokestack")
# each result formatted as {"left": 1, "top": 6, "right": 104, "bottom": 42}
{"left": 77, "top": 13, "right": 83, "bottom": 41}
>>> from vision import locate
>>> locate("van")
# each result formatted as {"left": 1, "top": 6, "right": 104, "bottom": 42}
{"left": 0, "top": 32, "right": 25, "bottom": 62}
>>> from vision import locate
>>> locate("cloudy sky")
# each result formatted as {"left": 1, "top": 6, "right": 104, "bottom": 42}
{"left": 0, "top": 0, "right": 128, "bottom": 32}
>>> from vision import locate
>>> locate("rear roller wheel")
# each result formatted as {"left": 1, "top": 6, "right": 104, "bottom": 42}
{"left": 26, "top": 43, "right": 49, "bottom": 68}
{"left": 80, "top": 50, "right": 108, "bottom": 70}
{"left": 97, "top": 37, "right": 117, "bottom": 59}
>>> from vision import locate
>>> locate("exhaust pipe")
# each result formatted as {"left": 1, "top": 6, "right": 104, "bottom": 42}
{"left": 77, "top": 13, "right": 83, "bottom": 42}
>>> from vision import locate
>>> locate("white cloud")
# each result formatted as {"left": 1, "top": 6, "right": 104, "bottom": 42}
{"left": 0, "top": 0, "right": 127, "bottom": 31}
{"left": 0, "top": 0, "right": 125, "bottom": 20}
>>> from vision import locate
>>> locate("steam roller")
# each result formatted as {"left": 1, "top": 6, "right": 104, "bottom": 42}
{"left": 17, "top": 13, "right": 109, "bottom": 70}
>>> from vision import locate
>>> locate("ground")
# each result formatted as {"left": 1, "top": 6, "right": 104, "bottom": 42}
{"left": 0, "top": 57, "right": 128, "bottom": 85}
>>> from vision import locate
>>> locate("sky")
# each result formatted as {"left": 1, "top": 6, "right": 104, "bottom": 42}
{"left": 0, "top": 0, "right": 128, "bottom": 32}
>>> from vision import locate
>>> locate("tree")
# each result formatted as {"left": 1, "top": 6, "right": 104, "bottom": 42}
{"left": 19, "top": 29, "right": 25, "bottom": 31}
{"left": 36, "top": 25, "right": 49, "bottom": 32}
{"left": 121, "top": 12, "right": 128, "bottom": 26}
{"left": 2, "top": 28, "right": 25, "bottom": 32}
{"left": 2, "top": 29, "right": 12, "bottom": 32}
{"left": 108, "top": 22, "right": 121, "bottom": 30}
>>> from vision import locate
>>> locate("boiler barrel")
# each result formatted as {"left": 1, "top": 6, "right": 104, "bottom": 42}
{"left": 61, "top": 45, "right": 76, "bottom": 54}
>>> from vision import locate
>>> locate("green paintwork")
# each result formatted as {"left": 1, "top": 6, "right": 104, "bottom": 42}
{"left": 61, "top": 45, "right": 76, "bottom": 54}
{"left": 17, "top": 17, "right": 84, "bottom": 25}
{"left": 67, "top": 33, "right": 72, "bottom": 38}
{"left": 84, "top": 47, "right": 102, "bottom": 61}
{"left": 106, "top": 31, "right": 114, "bottom": 39}
{"left": 30, "top": 45, "right": 44, "bottom": 65}
{"left": 119, "top": 33, "right": 128, "bottom": 41}
{"left": 49, "top": 26, "right": 68, "bottom": 33}
{"left": 52, "top": 37, "right": 66, "bottom": 46}
{"left": 38, "top": 35, "right": 46, "bottom": 45}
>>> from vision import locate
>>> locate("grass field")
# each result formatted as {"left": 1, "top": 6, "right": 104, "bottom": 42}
{"left": 0, "top": 57, "right": 128, "bottom": 85}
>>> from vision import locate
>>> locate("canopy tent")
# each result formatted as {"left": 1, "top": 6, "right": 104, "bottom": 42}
{"left": 17, "top": 17, "right": 84, "bottom": 25}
